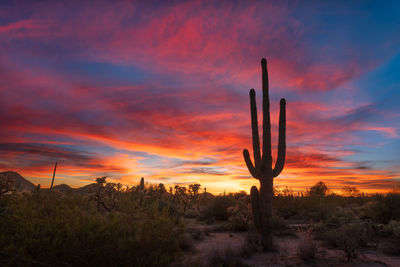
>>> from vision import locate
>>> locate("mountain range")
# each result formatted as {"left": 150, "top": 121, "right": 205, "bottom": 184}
{"left": 0, "top": 171, "right": 95, "bottom": 194}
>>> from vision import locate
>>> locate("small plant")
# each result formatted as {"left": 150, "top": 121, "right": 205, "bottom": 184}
{"left": 386, "top": 220, "right": 400, "bottom": 253}
{"left": 322, "top": 223, "right": 369, "bottom": 261}
{"left": 297, "top": 230, "right": 317, "bottom": 261}
{"left": 199, "top": 195, "right": 234, "bottom": 221}
{"left": 270, "top": 215, "right": 292, "bottom": 236}
{"left": 241, "top": 232, "right": 262, "bottom": 256}
{"left": 227, "top": 194, "right": 251, "bottom": 231}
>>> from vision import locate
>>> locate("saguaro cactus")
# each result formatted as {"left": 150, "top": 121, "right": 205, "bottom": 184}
{"left": 50, "top": 162, "right": 57, "bottom": 190}
{"left": 243, "top": 58, "right": 286, "bottom": 250}
{"left": 139, "top": 177, "right": 145, "bottom": 190}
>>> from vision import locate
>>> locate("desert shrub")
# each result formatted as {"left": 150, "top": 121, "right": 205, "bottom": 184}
{"left": 275, "top": 194, "right": 340, "bottom": 222}
{"left": 240, "top": 232, "right": 262, "bottom": 257}
{"left": 273, "top": 195, "right": 303, "bottom": 219}
{"left": 384, "top": 220, "right": 400, "bottom": 254}
{"left": 309, "top": 181, "right": 328, "bottom": 197}
{"left": 360, "top": 193, "right": 400, "bottom": 223}
{"left": 359, "top": 200, "right": 382, "bottom": 221}
{"left": 324, "top": 207, "right": 357, "bottom": 228}
{"left": 199, "top": 195, "right": 234, "bottom": 221}
{"left": 302, "top": 194, "right": 346, "bottom": 222}
{"left": 322, "top": 223, "right": 370, "bottom": 261}
{"left": 0, "top": 191, "right": 183, "bottom": 266}
{"left": 341, "top": 186, "right": 361, "bottom": 197}
{"left": 227, "top": 198, "right": 250, "bottom": 232}
{"left": 388, "top": 220, "right": 400, "bottom": 238}
{"left": 273, "top": 186, "right": 374, "bottom": 223}
{"left": 297, "top": 230, "right": 317, "bottom": 261}
{"left": 271, "top": 215, "right": 293, "bottom": 236}
{"left": 383, "top": 194, "right": 400, "bottom": 220}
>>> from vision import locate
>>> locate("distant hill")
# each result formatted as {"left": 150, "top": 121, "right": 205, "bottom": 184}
{"left": 75, "top": 183, "right": 97, "bottom": 194}
{"left": 0, "top": 172, "right": 215, "bottom": 198}
{"left": 51, "top": 183, "right": 97, "bottom": 194}
{"left": 202, "top": 191, "right": 214, "bottom": 198}
{"left": 0, "top": 171, "right": 36, "bottom": 192}
{"left": 52, "top": 183, "right": 73, "bottom": 193}
{"left": 0, "top": 171, "right": 99, "bottom": 194}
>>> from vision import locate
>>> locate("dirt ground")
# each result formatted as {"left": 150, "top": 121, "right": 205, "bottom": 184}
{"left": 182, "top": 219, "right": 400, "bottom": 267}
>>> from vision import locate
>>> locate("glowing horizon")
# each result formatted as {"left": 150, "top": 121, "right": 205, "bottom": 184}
{"left": 1, "top": 1, "right": 400, "bottom": 194}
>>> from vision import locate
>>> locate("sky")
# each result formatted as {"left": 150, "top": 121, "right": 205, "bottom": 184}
{"left": 0, "top": 0, "right": 400, "bottom": 193}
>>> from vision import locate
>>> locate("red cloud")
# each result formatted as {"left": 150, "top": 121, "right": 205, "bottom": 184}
{"left": 0, "top": 1, "right": 399, "bottom": 193}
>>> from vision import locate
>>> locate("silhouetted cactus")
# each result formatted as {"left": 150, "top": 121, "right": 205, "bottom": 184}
{"left": 90, "top": 176, "right": 119, "bottom": 212}
{"left": 50, "top": 162, "right": 57, "bottom": 190}
{"left": 250, "top": 186, "right": 262, "bottom": 230}
{"left": 243, "top": 58, "right": 286, "bottom": 250}
{"left": 139, "top": 177, "right": 145, "bottom": 190}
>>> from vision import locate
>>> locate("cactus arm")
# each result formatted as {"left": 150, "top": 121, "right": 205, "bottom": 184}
{"left": 273, "top": 98, "right": 286, "bottom": 177}
{"left": 243, "top": 149, "right": 260, "bottom": 179}
{"left": 261, "top": 58, "right": 272, "bottom": 169}
{"left": 250, "top": 186, "right": 262, "bottom": 230}
{"left": 249, "top": 89, "right": 261, "bottom": 168}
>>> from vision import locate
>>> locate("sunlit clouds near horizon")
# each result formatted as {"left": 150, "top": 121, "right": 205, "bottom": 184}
{"left": 0, "top": 1, "right": 400, "bottom": 193}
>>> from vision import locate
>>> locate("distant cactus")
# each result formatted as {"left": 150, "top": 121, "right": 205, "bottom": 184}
{"left": 243, "top": 58, "right": 286, "bottom": 250}
{"left": 91, "top": 176, "right": 118, "bottom": 212}
{"left": 50, "top": 162, "right": 57, "bottom": 190}
{"left": 34, "top": 184, "right": 41, "bottom": 197}
{"left": 139, "top": 177, "right": 145, "bottom": 190}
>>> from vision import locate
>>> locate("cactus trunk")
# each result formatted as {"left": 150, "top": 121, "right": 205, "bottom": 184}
{"left": 243, "top": 58, "right": 286, "bottom": 250}
{"left": 50, "top": 162, "right": 57, "bottom": 190}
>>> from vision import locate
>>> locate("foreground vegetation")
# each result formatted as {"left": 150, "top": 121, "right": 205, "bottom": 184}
{"left": 0, "top": 178, "right": 185, "bottom": 266}
{"left": 2, "top": 177, "right": 400, "bottom": 266}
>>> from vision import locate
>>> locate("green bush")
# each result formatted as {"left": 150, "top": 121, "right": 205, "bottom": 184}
{"left": 297, "top": 230, "right": 317, "bottom": 261}
{"left": 273, "top": 195, "right": 303, "bottom": 219}
{"left": 324, "top": 207, "right": 356, "bottom": 228}
{"left": 0, "top": 191, "right": 183, "bottom": 266}
{"left": 321, "top": 223, "right": 369, "bottom": 261}
{"left": 388, "top": 220, "right": 400, "bottom": 238}
{"left": 199, "top": 195, "right": 234, "bottom": 221}
{"left": 271, "top": 215, "right": 293, "bottom": 236}
{"left": 385, "top": 220, "right": 400, "bottom": 253}
{"left": 360, "top": 194, "right": 400, "bottom": 223}
{"left": 227, "top": 197, "right": 250, "bottom": 232}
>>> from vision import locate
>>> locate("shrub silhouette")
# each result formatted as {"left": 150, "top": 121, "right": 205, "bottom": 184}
{"left": 309, "top": 181, "right": 328, "bottom": 197}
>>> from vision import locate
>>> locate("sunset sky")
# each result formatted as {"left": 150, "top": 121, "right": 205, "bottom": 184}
{"left": 1, "top": 1, "right": 399, "bottom": 193}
